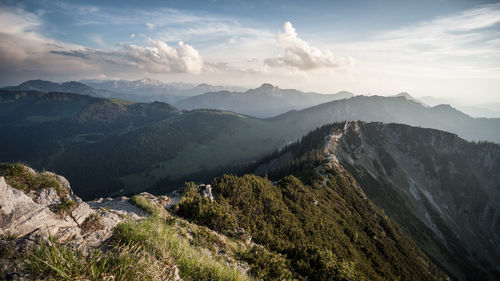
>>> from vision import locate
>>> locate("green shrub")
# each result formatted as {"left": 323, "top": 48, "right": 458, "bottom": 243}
{"left": 175, "top": 173, "right": 447, "bottom": 281}
{"left": 190, "top": 227, "right": 217, "bottom": 253}
{"left": 176, "top": 183, "right": 236, "bottom": 232}
{"left": 238, "top": 246, "right": 292, "bottom": 281}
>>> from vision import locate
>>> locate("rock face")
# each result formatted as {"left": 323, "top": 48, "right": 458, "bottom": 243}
{"left": 324, "top": 122, "right": 500, "bottom": 281}
{"left": 0, "top": 176, "right": 77, "bottom": 240}
{"left": 0, "top": 171, "right": 146, "bottom": 248}
{"left": 198, "top": 184, "right": 214, "bottom": 201}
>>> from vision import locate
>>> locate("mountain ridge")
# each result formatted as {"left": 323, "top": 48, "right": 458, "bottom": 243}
{"left": 248, "top": 121, "right": 500, "bottom": 280}
{"left": 175, "top": 83, "right": 355, "bottom": 117}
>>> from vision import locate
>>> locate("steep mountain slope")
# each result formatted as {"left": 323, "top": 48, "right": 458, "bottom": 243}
{"left": 175, "top": 83, "right": 354, "bottom": 117}
{"left": 249, "top": 121, "right": 500, "bottom": 280}
{"left": 176, "top": 159, "right": 448, "bottom": 280}
{"left": 2, "top": 80, "right": 113, "bottom": 98}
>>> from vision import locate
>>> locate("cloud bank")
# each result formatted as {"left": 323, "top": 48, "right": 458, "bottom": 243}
{"left": 265, "top": 22, "right": 352, "bottom": 70}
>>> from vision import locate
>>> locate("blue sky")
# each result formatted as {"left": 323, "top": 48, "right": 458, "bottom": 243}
{"left": 0, "top": 0, "right": 499, "bottom": 103}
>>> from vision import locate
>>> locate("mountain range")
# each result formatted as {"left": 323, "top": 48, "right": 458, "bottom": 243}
{"left": 175, "top": 83, "right": 354, "bottom": 117}
{"left": 1, "top": 87, "right": 499, "bottom": 201}
{"left": 81, "top": 78, "right": 247, "bottom": 104}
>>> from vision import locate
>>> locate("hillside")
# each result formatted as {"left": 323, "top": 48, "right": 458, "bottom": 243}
{"left": 0, "top": 163, "right": 448, "bottom": 280}
{"left": 175, "top": 162, "right": 447, "bottom": 280}
{"left": 175, "top": 83, "right": 354, "bottom": 117}
{"left": 248, "top": 121, "right": 500, "bottom": 280}
{"left": 0, "top": 90, "right": 286, "bottom": 199}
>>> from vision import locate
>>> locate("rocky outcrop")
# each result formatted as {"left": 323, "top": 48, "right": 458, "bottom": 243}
{"left": 0, "top": 176, "right": 77, "bottom": 240}
{"left": 0, "top": 166, "right": 188, "bottom": 281}
{"left": 0, "top": 170, "right": 147, "bottom": 248}
{"left": 198, "top": 184, "right": 214, "bottom": 201}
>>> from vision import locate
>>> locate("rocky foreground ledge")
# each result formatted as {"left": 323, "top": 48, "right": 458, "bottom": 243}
{"left": 0, "top": 164, "right": 178, "bottom": 280}
{"left": 0, "top": 166, "right": 152, "bottom": 248}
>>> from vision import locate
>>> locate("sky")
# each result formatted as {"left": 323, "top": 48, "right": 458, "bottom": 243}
{"left": 0, "top": 0, "right": 499, "bottom": 104}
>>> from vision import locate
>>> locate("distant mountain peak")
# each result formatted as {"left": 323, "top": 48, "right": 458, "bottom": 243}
{"left": 392, "top": 92, "right": 427, "bottom": 106}
{"left": 252, "top": 83, "right": 282, "bottom": 97}
{"left": 258, "top": 83, "right": 276, "bottom": 90}
{"left": 395, "top": 92, "right": 412, "bottom": 98}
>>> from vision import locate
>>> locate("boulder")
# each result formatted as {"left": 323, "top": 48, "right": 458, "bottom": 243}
{"left": 70, "top": 202, "right": 93, "bottom": 225}
{"left": 27, "top": 187, "right": 61, "bottom": 206}
{"left": 198, "top": 184, "right": 214, "bottom": 201}
{"left": 0, "top": 177, "right": 77, "bottom": 239}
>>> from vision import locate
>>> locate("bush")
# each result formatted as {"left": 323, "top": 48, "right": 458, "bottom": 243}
{"left": 176, "top": 183, "right": 236, "bottom": 232}
{"left": 239, "top": 246, "right": 292, "bottom": 281}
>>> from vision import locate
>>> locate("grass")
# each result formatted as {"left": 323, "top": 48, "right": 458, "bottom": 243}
{"left": 0, "top": 163, "right": 69, "bottom": 198}
{"left": 128, "top": 195, "right": 166, "bottom": 217}
{"left": 25, "top": 238, "right": 175, "bottom": 281}
{"left": 24, "top": 217, "right": 252, "bottom": 281}
{"left": 51, "top": 198, "right": 76, "bottom": 216}
{"left": 18, "top": 183, "right": 252, "bottom": 281}
{"left": 113, "top": 217, "right": 252, "bottom": 281}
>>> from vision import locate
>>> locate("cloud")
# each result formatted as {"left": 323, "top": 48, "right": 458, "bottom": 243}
{"left": 120, "top": 39, "right": 203, "bottom": 73}
{"left": 265, "top": 22, "right": 353, "bottom": 70}
{"left": 0, "top": 6, "right": 204, "bottom": 85}
{"left": 334, "top": 3, "right": 500, "bottom": 80}
{"left": 0, "top": 7, "right": 98, "bottom": 84}
{"left": 50, "top": 50, "right": 90, "bottom": 59}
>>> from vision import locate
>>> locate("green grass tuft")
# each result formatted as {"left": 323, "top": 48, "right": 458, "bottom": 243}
{"left": 113, "top": 217, "right": 252, "bottom": 281}
{"left": 128, "top": 195, "right": 165, "bottom": 217}
{"left": 25, "top": 238, "right": 175, "bottom": 281}
{"left": 51, "top": 198, "right": 76, "bottom": 216}
{"left": 24, "top": 216, "right": 252, "bottom": 281}
{"left": 0, "top": 163, "right": 69, "bottom": 198}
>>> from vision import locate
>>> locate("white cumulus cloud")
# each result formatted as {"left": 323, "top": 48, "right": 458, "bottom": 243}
{"left": 265, "top": 21, "right": 352, "bottom": 70}
{"left": 121, "top": 39, "right": 204, "bottom": 74}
